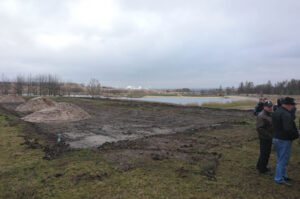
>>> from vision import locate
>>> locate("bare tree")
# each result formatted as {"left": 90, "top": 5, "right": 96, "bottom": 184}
{"left": 26, "top": 74, "right": 32, "bottom": 96}
{"left": 15, "top": 75, "right": 25, "bottom": 95}
{"left": 238, "top": 79, "right": 300, "bottom": 95}
{"left": 26, "top": 74, "right": 37, "bottom": 96}
{"left": 238, "top": 82, "right": 244, "bottom": 94}
{"left": 87, "top": 78, "right": 101, "bottom": 98}
{"left": 0, "top": 74, "right": 11, "bottom": 95}
{"left": 36, "top": 74, "right": 46, "bottom": 95}
{"left": 47, "top": 74, "right": 60, "bottom": 96}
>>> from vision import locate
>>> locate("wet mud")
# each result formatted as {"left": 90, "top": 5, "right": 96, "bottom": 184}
{"left": 34, "top": 98, "right": 252, "bottom": 149}
{"left": 1, "top": 98, "right": 254, "bottom": 181}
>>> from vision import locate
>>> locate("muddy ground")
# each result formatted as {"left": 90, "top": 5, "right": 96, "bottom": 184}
{"left": 0, "top": 97, "right": 255, "bottom": 176}
{"left": 0, "top": 98, "right": 255, "bottom": 184}
{"left": 3, "top": 98, "right": 300, "bottom": 198}
{"left": 0, "top": 97, "right": 253, "bottom": 149}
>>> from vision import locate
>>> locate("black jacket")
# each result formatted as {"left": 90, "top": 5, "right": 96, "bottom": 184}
{"left": 291, "top": 107, "right": 297, "bottom": 120}
{"left": 272, "top": 107, "right": 299, "bottom": 140}
{"left": 254, "top": 102, "right": 264, "bottom": 116}
{"left": 273, "top": 105, "right": 280, "bottom": 112}
{"left": 257, "top": 110, "right": 273, "bottom": 140}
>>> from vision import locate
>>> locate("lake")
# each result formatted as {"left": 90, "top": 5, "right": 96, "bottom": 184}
{"left": 52, "top": 94, "right": 258, "bottom": 106}
{"left": 118, "top": 96, "right": 257, "bottom": 106}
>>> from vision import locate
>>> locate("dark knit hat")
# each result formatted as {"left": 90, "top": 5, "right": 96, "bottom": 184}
{"left": 282, "top": 97, "right": 296, "bottom": 105}
{"left": 264, "top": 100, "right": 273, "bottom": 107}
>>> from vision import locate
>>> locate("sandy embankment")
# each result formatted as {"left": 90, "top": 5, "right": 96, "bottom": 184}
{"left": 14, "top": 97, "right": 91, "bottom": 123}
{"left": 22, "top": 102, "right": 91, "bottom": 123}
{"left": 16, "top": 97, "right": 57, "bottom": 112}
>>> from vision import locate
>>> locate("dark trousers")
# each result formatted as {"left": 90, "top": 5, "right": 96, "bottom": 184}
{"left": 256, "top": 138, "right": 272, "bottom": 173}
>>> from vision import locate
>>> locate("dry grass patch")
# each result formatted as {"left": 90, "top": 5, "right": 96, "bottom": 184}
{"left": 202, "top": 100, "right": 257, "bottom": 110}
{"left": 185, "top": 102, "right": 199, "bottom": 107}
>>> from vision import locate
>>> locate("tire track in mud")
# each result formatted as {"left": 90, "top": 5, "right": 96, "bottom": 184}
{"left": 96, "top": 121, "right": 253, "bottom": 181}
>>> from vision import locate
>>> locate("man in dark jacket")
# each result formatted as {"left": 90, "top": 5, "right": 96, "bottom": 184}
{"left": 256, "top": 100, "right": 273, "bottom": 174}
{"left": 272, "top": 97, "right": 299, "bottom": 186}
{"left": 273, "top": 98, "right": 283, "bottom": 112}
{"left": 254, "top": 98, "right": 266, "bottom": 116}
{"left": 274, "top": 98, "right": 297, "bottom": 120}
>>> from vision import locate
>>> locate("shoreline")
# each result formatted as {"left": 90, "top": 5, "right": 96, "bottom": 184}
{"left": 139, "top": 95, "right": 259, "bottom": 101}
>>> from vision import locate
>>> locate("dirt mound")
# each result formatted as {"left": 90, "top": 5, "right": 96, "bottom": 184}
{"left": 22, "top": 102, "right": 91, "bottom": 123}
{"left": 16, "top": 97, "right": 57, "bottom": 112}
{"left": 0, "top": 95, "right": 25, "bottom": 103}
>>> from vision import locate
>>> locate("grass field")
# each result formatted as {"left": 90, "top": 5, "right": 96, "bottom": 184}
{"left": 201, "top": 100, "right": 257, "bottom": 110}
{"left": 1, "top": 107, "right": 300, "bottom": 199}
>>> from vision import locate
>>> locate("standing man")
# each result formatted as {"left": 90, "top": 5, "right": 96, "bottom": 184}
{"left": 254, "top": 98, "right": 266, "bottom": 116}
{"left": 273, "top": 98, "right": 283, "bottom": 112}
{"left": 272, "top": 97, "right": 299, "bottom": 186}
{"left": 256, "top": 100, "right": 273, "bottom": 175}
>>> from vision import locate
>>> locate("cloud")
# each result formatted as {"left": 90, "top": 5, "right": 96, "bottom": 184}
{"left": 0, "top": 0, "right": 300, "bottom": 88}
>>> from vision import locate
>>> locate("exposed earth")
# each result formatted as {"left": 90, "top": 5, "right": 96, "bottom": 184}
{"left": 1, "top": 96, "right": 252, "bottom": 149}
{"left": 1, "top": 96, "right": 300, "bottom": 198}
{"left": 16, "top": 97, "right": 57, "bottom": 113}
{"left": 22, "top": 102, "right": 91, "bottom": 123}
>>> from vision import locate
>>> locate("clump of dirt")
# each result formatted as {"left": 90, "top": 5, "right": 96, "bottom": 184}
{"left": 16, "top": 97, "right": 57, "bottom": 113}
{"left": 22, "top": 102, "right": 91, "bottom": 123}
{"left": 0, "top": 95, "right": 25, "bottom": 103}
{"left": 42, "top": 142, "right": 71, "bottom": 160}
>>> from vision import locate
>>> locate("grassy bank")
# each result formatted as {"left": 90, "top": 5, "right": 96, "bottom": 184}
{"left": 1, "top": 108, "right": 300, "bottom": 198}
{"left": 201, "top": 100, "right": 257, "bottom": 110}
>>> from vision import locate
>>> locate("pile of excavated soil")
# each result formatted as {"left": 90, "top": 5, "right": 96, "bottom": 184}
{"left": 22, "top": 102, "right": 91, "bottom": 123}
{"left": 16, "top": 97, "right": 57, "bottom": 112}
{"left": 0, "top": 95, "right": 25, "bottom": 103}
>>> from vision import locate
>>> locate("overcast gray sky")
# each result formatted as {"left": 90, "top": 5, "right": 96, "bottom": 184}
{"left": 1, "top": 0, "right": 300, "bottom": 88}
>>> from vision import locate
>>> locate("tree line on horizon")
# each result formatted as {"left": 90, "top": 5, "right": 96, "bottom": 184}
{"left": 237, "top": 79, "right": 300, "bottom": 95}
{"left": 167, "top": 79, "right": 300, "bottom": 96}
{"left": 1, "top": 73, "right": 300, "bottom": 96}
{"left": 0, "top": 74, "right": 101, "bottom": 97}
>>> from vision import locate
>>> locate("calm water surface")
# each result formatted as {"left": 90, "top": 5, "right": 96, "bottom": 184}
{"left": 119, "top": 96, "right": 255, "bottom": 106}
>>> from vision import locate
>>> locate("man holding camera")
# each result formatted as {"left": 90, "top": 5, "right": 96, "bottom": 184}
{"left": 256, "top": 100, "right": 274, "bottom": 175}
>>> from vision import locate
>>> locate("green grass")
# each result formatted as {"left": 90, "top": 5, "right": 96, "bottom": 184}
{"left": 125, "top": 93, "right": 148, "bottom": 98}
{"left": 146, "top": 94, "right": 179, "bottom": 97}
{"left": 22, "top": 96, "right": 36, "bottom": 100}
{"left": 202, "top": 100, "right": 257, "bottom": 110}
{"left": 1, "top": 109, "right": 300, "bottom": 198}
